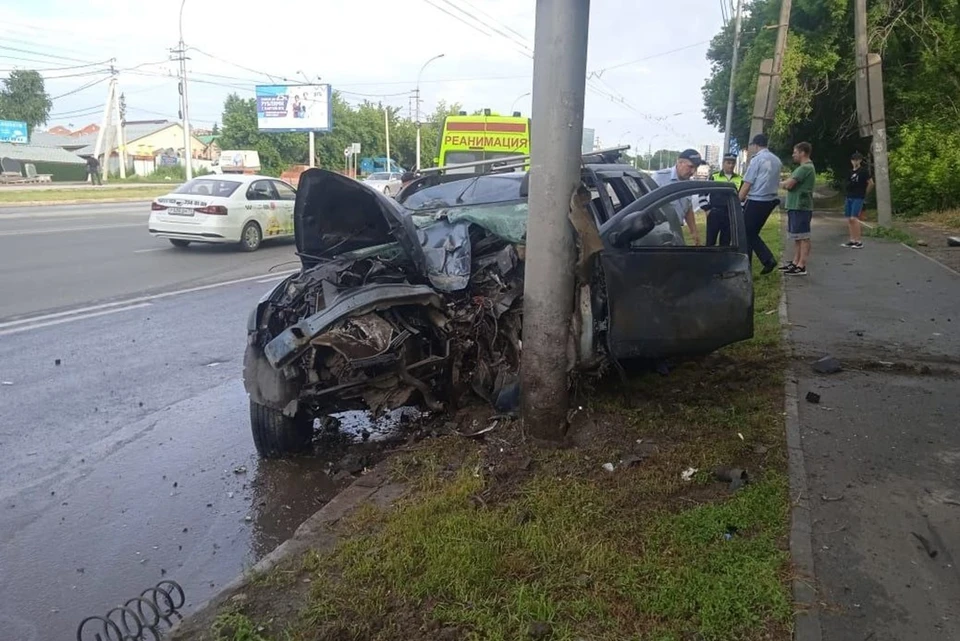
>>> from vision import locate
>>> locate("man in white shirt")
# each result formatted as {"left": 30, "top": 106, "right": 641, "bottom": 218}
{"left": 651, "top": 148, "right": 704, "bottom": 245}
{"left": 738, "top": 133, "right": 783, "bottom": 273}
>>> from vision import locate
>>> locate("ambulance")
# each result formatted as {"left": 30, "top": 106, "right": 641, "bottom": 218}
{"left": 435, "top": 109, "right": 530, "bottom": 174}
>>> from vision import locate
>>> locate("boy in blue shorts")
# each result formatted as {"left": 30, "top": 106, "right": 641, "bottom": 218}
{"left": 843, "top": 151, "right": 874, "bottom": 248}
{"left": 779, "top": 142, "right": 816, "bottom": 276}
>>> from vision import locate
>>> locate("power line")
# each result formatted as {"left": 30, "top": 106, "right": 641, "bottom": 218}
{"left": 434, "top": 0, "right": 534, "bottom": 57}
{"left": 0, "top": 44, "right": 97, "bottom": 65}
{"left": 588, "top": 41, "right": 712, "bottom": 77}
{"left": 50, "top": 76, "right": 111, "bottom": 100}
{"left": 188, "top": 47, "right": 285, "bottom": 82}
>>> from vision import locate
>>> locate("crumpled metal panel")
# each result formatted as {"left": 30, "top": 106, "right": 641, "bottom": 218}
{"left": 311, "top": 314, "right": 395, "bottom": 362}
{"left": 263, "top": 283, "right": 441, "bottom": 369}
{"left": 417, "top": 219, "right": 472, "bottom": 292}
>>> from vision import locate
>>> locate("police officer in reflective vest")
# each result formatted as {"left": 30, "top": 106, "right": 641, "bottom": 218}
{"left": 703, "top": 153, "right": 743, "bottom": 246}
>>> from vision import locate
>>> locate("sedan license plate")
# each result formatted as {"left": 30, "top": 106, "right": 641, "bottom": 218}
{"left": 168, "top": 207, "right": 194, "bottom": 216}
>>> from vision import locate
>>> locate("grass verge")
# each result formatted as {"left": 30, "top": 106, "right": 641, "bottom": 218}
{"left": 864, "top": 224, "right": 915, "bottom": 246}
{"left": 209, "top": 220, "right": 790, "bottom": 641}
{"left": 0, "top": 186, "right": 169, "bottom": 203}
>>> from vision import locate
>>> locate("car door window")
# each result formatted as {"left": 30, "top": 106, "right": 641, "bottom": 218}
{"left": 246, "top": 180, "right": 277, "bottom": 201}
{"left": 273, "top": 181, "right": 297, "bottom": 201}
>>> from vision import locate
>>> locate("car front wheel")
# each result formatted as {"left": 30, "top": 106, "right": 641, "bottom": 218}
{"left": 249, "top": 400, "right": 313, "bottom": 458}
{"left": 169, "top": 239, "right": 190, "bottom": 248}
{"left": 240, "top": 221, "right": 262, "bottom": 252}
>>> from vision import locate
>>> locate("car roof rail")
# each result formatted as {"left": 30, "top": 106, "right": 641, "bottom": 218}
{"left": 419, "top": 145, "right": 631, "bottom": 177}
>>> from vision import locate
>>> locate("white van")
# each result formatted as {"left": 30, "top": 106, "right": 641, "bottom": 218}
{"left": 212, "top": 150, "right": 261, "bottom": 174}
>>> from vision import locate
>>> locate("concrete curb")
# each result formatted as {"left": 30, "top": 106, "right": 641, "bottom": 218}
{"left": 0, "top": 197, "right": 157, "bottom": 208}
{"left": 168, "top": 465, "right": 407, "bottom": 639}
{"left": 779, "top": 216, "right": 823, "bottom": 641}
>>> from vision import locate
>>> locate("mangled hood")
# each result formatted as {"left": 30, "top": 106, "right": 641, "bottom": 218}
{"left": 294, "top": 169, "right": 424, "bottom": 271}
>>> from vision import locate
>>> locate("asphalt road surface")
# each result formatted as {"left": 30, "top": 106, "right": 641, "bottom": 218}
{"left": 0, "top": 203, "right": 361, "bottom": 641}
{"left": 0, "top": 202, "right": 301, "bottom": 320}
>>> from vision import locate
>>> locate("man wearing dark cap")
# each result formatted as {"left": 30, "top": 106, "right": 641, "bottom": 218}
{"left": 843, "top": 151, "right": 873, "bottom": 248}
{"left": 702, "top": 152, "right": 743, "bottom": 246}
{"left": 738, "top": 133, "right": 782, "bottom": 273}
{"left": 652, "top": 148, "right": 704, "bottom": 245}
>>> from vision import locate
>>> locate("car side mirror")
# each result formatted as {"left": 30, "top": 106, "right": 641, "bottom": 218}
{"left": 607, "top": 208, "right": 668, "bottom": 248}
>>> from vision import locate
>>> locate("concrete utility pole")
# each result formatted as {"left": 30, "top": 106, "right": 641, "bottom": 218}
{"left": 174, "top": 0, "right": 193, "bottom": 180}
{"left": 112, "top": 66, "right": 127, "bottom": 180}
{"left": 520, "top": 0, "right": 590, "bottom": 440}
{"left": 722, "top": 0, "right": 743, "bottom": 154}
{"left": 747, "top": 0, "right": 792, "bottom": 164}
{"left": 92, "top": 80, "right": 113, "bottom": 183}
{"left": 415, "top": 53, "right": 444, "bottom": 171}
{"left": 854, "top": 0, "right": 893, "bottom": 226}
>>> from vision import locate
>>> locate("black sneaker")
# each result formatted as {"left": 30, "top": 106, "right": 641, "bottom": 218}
{"left": 841, "top": 241, "right": 857, "bottom": 248}
{"left": 778, "top": 262, "right": 796, "bottom": 271}
{"left": 785, "top": 265, "right": 808, "bottom": 276}
{"left": 851, "top": 241, "right": 863, "bottom": 249}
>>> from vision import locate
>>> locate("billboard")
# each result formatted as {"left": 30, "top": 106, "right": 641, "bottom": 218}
{"left": 0, "top": 120, "right": 28, "bottom": 144}
{"left": 255, "top": 84, "right": 332, "bottom": 132}
{"left": 581, "top": 127, "right": 595, "bottom": 154}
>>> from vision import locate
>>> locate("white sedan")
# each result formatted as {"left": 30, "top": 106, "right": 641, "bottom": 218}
{"left": 148, "top": 175, "right": 297, "bottom": 251}
{"left": 361, "top": 172, "right": 403, "bottom": 197}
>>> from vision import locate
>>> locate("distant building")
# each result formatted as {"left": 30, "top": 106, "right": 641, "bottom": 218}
{"left": 701, "top": 144, "right": 721, "bottom": 169}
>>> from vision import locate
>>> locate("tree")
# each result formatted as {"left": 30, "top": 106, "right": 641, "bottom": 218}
{"left": 218, "top": 94, "right": 305, "bottom": 175}
{"left": 0, "top": 70, "right": 52, "bottom": 136}
{"left": 211, "top": 122, "right": 220, "bottom": 135}
{"left": 701, "top": 0, "right": 960, "bottom": 213}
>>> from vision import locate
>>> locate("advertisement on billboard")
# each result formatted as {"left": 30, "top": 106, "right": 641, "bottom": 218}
{"left": 255, "top": 84, "right": 332, "bottom": 132}
{"left": 0, "top": 120, "right": 28, "bottom": 144}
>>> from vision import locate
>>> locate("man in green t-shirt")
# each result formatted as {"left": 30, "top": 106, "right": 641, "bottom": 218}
{"left": 779, "top": 142, "right": 816, "bottom": 276}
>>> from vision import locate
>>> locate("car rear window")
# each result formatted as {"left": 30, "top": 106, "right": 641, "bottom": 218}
{"left": 174, "top": 179, "right": 241, "bottom": 197}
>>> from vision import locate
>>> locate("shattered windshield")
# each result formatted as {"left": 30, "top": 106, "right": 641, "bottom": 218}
{"left": 402, "top": 174, "right": 526, "bottom": 212}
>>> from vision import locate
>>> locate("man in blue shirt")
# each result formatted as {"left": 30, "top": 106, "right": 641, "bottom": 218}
{"left": 651, "top": 148, "right": 704, "bottom": 245}
{"left": 737, "top": 134, "right": 782, "bottom": 274}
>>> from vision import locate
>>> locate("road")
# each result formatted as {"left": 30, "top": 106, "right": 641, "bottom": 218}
{"left": 0, "top": 203, "right": 370, "bottom": 641}
{"left": 0, "top": 202, "right": 300, "bottom": 320}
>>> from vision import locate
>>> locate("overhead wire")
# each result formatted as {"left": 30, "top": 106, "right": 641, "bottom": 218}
{"left": 0, "top": 44, "right": 99, "bottom": 65}
{"left": 50, "top": 76, "right": 111, "bottom": 100}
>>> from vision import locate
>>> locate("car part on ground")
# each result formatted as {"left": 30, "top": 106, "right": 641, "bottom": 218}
{"left": 243, "top": 167, "right": 755, "bottom": 458}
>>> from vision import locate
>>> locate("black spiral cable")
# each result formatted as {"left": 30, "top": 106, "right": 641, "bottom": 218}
{"left": 76, "top": 581, "right": 184, "bottom": 641}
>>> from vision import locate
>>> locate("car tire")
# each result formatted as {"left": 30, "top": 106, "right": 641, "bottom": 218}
{"left": 383, "top": 186, "right": 391, "bottom": 197}
{"left": 249, "top": 400, "right": 313, "bottom": 458}
{"left": 240, "top": 221, "right": 262, "bottom": 252}
{"left": 169, "top": 239, "right": 190, "bottom": 248}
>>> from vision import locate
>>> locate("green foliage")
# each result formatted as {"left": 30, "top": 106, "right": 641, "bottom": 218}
{"left": 217, "top": 92, "right": 462, "bottom": 175}
{"left": 0, "top": 70, "right": 52, "bottom": 135}
{"left": 702, "top": 0, "right": 960, "bottom": 214}
{"left": 889, "top": 119, "right": 960, "bottom": 214}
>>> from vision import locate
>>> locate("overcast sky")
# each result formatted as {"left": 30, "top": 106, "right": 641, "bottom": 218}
{"left": 3, "top": 0, "right": 729, "bottom": 153}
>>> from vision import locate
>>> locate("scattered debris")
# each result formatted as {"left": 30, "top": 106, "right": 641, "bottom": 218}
{"left": 459, "top": 421, "right": 498, "bottom": 439}
{"left": 723, "top": 525, "right": 739, "bottom": 541}
{"left": 948, "top": 236, "right": 960, "bottom": 247}
{"left": 943, "top": 498, "right": 960, "bottom": 507}
{"left": 714, "top": 467, "right": 749, "bottom": 491}
{"left": 855, "top": 331, "right": 864, "bottom": 337}
{"left": 680, "top": 467, "right": 698, "bottom": 482}
{"left": 911, "top": 531, "right": 938, "bottom": 558}
{"left": 737, "top": 432, "right": 744, "bottom": 441}
{"left": 805, "top": 391, "right": 821, "bottom": 404}
{"left": 233, "top": 466, "right": 248, "bottom": 475}
{"left": 601, "top": 462, "right": 616, "bottom": 473}
{"left": 812, "top": 356, "right": 843, "bottom": 374}
{"left": 917, "top": 239, "right": 928, "bottom": 247}
{"left": 878, "top": 361, "right": 894, "bottom": 367}
{"left": 227, "top": 492, "right": 234, "bottom": 499}
{"left": 820, "top": 494, "right": 844, "bottom": 502}
{"left": 754, "top": 444, "right": 770, "bottom": 455}
{"left": 619, "top": 454, "right": 644, "bottom": 469}
{"left": 55, "top": 359, "right": 61, "bottom": 366}
{"left": 244, "top": 515, "right": 253, "bottom": 522}
{"left": 1, "top": 381, "right": 13, "bottom": 386}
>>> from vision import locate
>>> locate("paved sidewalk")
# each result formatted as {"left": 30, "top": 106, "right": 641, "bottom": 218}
{"left": 785, "top": 211, "right": 960, "bottom": 640}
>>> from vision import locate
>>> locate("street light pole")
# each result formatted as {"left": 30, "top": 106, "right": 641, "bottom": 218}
{"left": 521, "top": 0, "right": 590, "bottom": 440}
{"left": 415, "top": 53, "right": 444, "bottom": 171}
{"left": 178, "top": 0, "right": 193, "bottom": 181}
{"left": 511, "top": 91, "right": 531, "bottom": 113}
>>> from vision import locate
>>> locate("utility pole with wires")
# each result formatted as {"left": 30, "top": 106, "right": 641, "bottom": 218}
{"left": 112, "top": 65, "right": 127, "bottom": 180}
{"left": 747, "top": 0, "right": 792, "bottom": 161}
{"left": 722, "top": 0, "right": 743, "bottom": 154}
{"left": 854, "top": 0, "right": 892, "bottom": 226}
{"left": 91, "top": 64, "right": 126, "bottom": 182}
{"left": 171, "top": 3, "right": 194, "bottom": 181}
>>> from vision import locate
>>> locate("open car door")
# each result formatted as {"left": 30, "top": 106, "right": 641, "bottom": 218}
{"left": 596, "top": 181, "right": 754, "bottom": 361}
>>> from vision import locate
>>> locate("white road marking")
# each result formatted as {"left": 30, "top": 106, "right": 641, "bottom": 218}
{"left": 256, "top": 274, "right": 292, "bottom": 283}
{"left": 0, "top": 268, "right": 299, "bottom": 330}
{"left": 0, "top": 303, "right": 153, "bottom": 337}
{"left": 133, "top": 247, "right": 167, "bottom": 253}
{"left": 0, "top": 223, "right": 143, "bottom": 237}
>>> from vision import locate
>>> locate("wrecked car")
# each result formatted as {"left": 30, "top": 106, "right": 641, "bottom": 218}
{"left": 243, "top": 161, "right": 753, "bottom": 458}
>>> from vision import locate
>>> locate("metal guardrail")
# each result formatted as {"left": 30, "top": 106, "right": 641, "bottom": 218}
{"left": 76, "top": 581, "right": 185, "bottom": 641}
